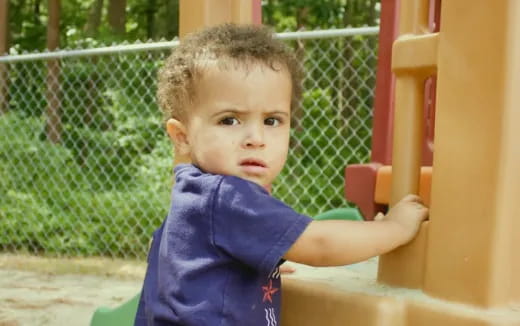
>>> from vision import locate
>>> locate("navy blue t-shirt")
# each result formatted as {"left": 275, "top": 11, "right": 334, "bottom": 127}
{"left": 135, "top": 164, "right": 312, "bottom": 326}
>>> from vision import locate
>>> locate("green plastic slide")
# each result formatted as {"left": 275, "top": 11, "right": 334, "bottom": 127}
{"left": 314, "top": 207, "right": 363, "bottom": 221}
{"left": 89, "top": 292, "right": 141, "bottom": 326}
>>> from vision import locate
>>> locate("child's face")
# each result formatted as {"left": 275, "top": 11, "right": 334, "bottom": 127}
{"left": 171, "top": 62, "right": 292, "bottom": 189}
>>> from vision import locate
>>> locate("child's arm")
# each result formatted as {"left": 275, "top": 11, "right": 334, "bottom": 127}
{"left": 284, "top": 194, "right": 428, "bottom": 267}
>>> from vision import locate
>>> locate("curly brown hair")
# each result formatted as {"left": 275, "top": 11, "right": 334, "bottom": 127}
{"left": 157, "top": 23, "right": 304, "bottom": 122}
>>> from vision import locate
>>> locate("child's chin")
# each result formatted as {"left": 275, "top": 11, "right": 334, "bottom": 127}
{"left": 244, "top": 177, "right": 272, "bottom": 193}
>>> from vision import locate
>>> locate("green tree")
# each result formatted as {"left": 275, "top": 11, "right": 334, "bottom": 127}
{"left": 7, "top": 0, "right": 180, "bottom": 52}
{"left": 263, "top": 0, "right": 379, "bottom": 31}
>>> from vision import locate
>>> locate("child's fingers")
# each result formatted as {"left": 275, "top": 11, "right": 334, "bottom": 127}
{"left": 419, "top": 206, "right": 430, "bottom": 220}
{"left": 374, "top": 212, "right": 385, "bottom": 221}
{"left": 402, "top": 194, "right": 425, "bottom": 205}
{"left": 279, "top": 264, "right": 296, "bottom": 274}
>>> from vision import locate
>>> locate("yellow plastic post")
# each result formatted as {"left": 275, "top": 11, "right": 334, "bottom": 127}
{"left": 179, "top": 0, "right": 260, "bottom": 38}
{"left": 377, "top": 0, "right": 437, "bottom": 289}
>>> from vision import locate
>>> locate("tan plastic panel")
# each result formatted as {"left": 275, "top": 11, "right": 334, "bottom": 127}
{"left": 282, "top": 278, "right": 406, "bottom": 326}
{"left": 392, "top": 33, "right": 438, "bottom": 77}
{"left": 377, "top": 221, "right": 429, "bottom": 289}
{"left": 179, "top": 0, "right": 254, "bottom": 38}
{"left": 281, "top": 274, "right": 520, "bottom": 326}
{"left": 488, "top": 1, "right": 520, "bottom": 306}
{"left": 424, "top": 0, "right": 520, "bottom": 308}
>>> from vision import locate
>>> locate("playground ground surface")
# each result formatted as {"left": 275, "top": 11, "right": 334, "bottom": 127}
{"left": 0, "top": 254, "right": 145, "bottom": 326}
{"left": 0, "top": 254, "right": 381, "bottom": 326}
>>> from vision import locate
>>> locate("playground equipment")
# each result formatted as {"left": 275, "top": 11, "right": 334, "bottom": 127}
{"left": 283, "top": 0, "right": 520, "bottom": 324}
{"left": 90, "top": 293, "right": 140, "bottom": 326}
{"left": 344, "top": 0, "right": 438, "bottom": 222}
{"left": 92, "top": 0, "right": 520, "bottom": 324}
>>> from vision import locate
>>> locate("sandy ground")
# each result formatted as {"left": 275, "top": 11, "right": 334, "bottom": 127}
{"left": 4, "top": 253, "right": 516, "bottom": 325}
{"left": 3, "top": 253, "right": 518, "bottom": 326}
{"left": 0, "top": 269, "right": 143, "bottom": 326}
{"left": 0, "top": 254, "right": 380, "bottom": 326}
{"left": 0, "top": 254, "right": 146, "bottom": 326}
{"left": 0, "top": 253, "right": 382, "bottom": 326}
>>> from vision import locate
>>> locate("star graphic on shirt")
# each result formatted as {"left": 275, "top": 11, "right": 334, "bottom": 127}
{"left": 262, "top": 279, "right": 279, "bottom": 303}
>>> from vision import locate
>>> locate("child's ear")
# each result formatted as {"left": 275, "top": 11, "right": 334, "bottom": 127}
{"left": 166, "top": 119, "right": 190, "bottom": 157}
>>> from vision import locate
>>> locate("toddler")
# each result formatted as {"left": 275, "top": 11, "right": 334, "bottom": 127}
{"left": 134, "top": 23, "right": 428, "bottom": 326}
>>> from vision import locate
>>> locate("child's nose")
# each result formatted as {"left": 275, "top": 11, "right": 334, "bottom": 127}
{"left": 243, "top": 125, "right": 265, "bottom": 148}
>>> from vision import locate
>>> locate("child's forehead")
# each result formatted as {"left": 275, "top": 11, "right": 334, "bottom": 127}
{"left": 193, "top": 60, "right": 292, "bottom": 95}
{"left": 187, "top": 58, "right": 292, "bottom": 113}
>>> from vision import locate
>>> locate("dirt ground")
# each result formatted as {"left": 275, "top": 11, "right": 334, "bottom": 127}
{"left": 0, "top": 253, "right": 380, "bottom": 326}
{"left": 3, "top": 253, "right": 518, "bottom": 325}
{"left": 0, "top": 254, "right": 146, "bottom": 326}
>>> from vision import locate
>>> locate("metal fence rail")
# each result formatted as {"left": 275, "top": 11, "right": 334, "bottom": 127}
{"left": 0, "top": 27, "right": 379, "bottom": 259}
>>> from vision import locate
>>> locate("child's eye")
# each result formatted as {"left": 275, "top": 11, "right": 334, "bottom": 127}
{"left": 264, "top": 117, "right": 281, "bottom": 126}
{"left": 219, "top": 117, "right": 239, "bottom": 125}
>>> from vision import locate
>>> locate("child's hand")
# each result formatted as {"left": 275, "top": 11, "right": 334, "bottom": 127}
{"left": 279, "top": 263, "right": 296, "bottom": 274}
{"left": 379, "top": 194, "right": 429, "bottom": 244}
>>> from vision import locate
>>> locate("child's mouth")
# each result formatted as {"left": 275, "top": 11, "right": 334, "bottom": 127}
{"left": 240, "top": 158, "right": 266, "bottom": 168}
{"left": 239, "top": 159, "right": 267, "bottom": 175}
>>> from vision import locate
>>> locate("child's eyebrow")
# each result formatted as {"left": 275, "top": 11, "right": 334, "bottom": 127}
{"left": 211, "top": 109, "right": 245, "bottom": 118}
{"left": 267, "top": 111, "right": 290, "bottom": 117}
{"left": 211, "top": 109, "right": 289, "bottom": 117}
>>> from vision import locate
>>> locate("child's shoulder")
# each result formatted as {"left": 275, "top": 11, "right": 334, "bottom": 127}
{"left": 174, "top": 164, "right": 223, "bottom": 185}
{"left": 220, "top": 174, "right": 266, "bottom": 191}
{"left": 172, "top": 164, "right": 274, "bottom": 219}
{"left": 174, "top": 164, "right": 267, "bottom": 196}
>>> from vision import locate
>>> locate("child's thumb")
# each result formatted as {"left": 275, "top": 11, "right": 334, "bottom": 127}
{"left": 374, "top": 212, "right": 385, "bottom": 221}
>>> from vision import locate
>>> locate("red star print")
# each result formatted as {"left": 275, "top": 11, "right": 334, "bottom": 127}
{"left": 262, "top": 279, "right": 279, "bottom": 303}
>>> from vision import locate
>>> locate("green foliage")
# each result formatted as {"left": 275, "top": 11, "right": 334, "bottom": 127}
{"left": 6, "top": 0, "right": 379, "bottom": 52}
{"left": 263, "top": 0, "right": 379, "bottom": 31}
{"left": 274, "top": 85, "right": 372, "bottom": 217}
{"left": 1, "top": 52, "right": 172, "bottom": 258}
{"left": 2, "top": 1, "right": 379, "bottom": 257}
{"left": 0, "top": 112, "right": 171, "bottom": 258}
{"left": 7, "top": 0, "right": 180, "bottom": 53}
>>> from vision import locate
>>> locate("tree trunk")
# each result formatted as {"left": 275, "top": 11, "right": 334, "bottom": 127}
{"left": 0, "top": 0, "right": 8, "bottom": 55}
{"left": 367, "top": 0, "right": 377, "bottom": 26}
{"left": 108, "top": 0, "right": 126, "bottom": 36}
{"left": 165, "top": 0, "right": 179, "bottom": 39}
{"left": 34, "top": 0, "right": 41, "bottom": 24}
{"left": 0, "top": 0, "right": 9, "bottom": 115}
{"left": 45, "top": 0, "right": 61, "bottom": 144}
{"left": 84, "top": 0, "right": 104, "bottom": 37}
{"left": 341, "top": 0, "right": 375, "bottom": 122}
{"left": 341, "top": 2, "right": 356, "bottom": 122}
{"left": 264, "top": 0, "right": 274, "bottom": 26}
{"left": 293, "top": 5, "right": 307, "bottom": 126}
{"left": 146, "top": 0, "right": 157, "bottom": 39}
{"left": 366, "top": 0, "right": 378, "bottom": 97}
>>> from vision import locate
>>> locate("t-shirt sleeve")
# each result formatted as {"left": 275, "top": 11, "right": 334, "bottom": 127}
{"left": 212, "top": 176, "right": 312, "bottom": 275}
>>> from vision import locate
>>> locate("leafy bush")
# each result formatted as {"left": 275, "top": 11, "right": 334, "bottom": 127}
{"left": 274, "top": 85, "right": 372, "bottom": 217}
{"left": 0, "top": 111, "right": 170, "bottom": 258}
{"left": 1, "top": 35, "right": 375, "bottom": 258}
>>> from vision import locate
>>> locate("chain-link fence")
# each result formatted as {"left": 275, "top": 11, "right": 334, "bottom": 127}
{"left": 0, "top": 27, "right": 378, "bottom": 259}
